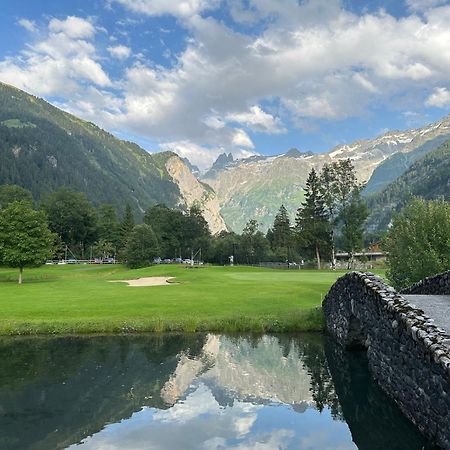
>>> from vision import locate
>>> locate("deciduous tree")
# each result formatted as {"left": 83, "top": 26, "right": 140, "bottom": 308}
{"left": 42, "top": 188, "right": 97, "bottom": 258}
{"left": 0, "top": 201, "right": 54, "bottom": 284}
{"left": 124, "top": 224, "right": 160, "bottom": 269}
{"left": 0, "top": 184, "right": 33, "bottom": 209}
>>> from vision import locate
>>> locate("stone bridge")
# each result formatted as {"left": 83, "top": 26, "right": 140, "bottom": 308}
{"left": 322, "top": 270, "right": 450, "bottom": 449}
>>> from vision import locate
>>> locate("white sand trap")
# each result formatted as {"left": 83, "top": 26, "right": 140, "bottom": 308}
{"left": 109, "top": 277, "right": 177, "bottom": 287}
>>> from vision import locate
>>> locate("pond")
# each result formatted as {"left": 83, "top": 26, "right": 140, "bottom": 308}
{"left": 0, "top": 333, "right": 433, "bottom": 450}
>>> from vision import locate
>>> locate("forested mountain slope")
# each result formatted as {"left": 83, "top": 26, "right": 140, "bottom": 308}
{"left": 0, "top": 82, "right": 226, "bottom": 232}
{"left": 363, "top": 133, "right": 450, "bottom": 195}
{"left": 366, "top": 138, "right": 450, "bottom": 231}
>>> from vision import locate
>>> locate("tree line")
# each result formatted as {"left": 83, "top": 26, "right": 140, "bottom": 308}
{"left": 0, "top": 158, "right": 369, "bottom": 282}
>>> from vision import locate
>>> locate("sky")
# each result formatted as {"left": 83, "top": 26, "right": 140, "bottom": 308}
{"left": 1, "top": 0, "right": 450, "bottom": 169}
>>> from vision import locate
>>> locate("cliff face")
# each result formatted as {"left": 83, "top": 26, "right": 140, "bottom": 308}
{"left": 165, "top": 155, "right": 228, "bottom": 234}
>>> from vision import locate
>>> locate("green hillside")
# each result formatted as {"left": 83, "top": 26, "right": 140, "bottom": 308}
{"left": 363, "top": 134, "right": 450, "bottom": 195}
{"left": 0, "top": 82, "right": 181, "bottom": 215}
{"left": 366, "top": 138, "right": 450, "bottom": 230}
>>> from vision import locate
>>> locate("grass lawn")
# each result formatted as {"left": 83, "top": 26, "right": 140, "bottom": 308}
{"left": 0, "top": 264, "right": 379, "bottom": 335}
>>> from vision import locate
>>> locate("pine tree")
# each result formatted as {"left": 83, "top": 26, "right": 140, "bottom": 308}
{"left": 120, "top": 204, "right": 135, "bottom": 247}
{"left": 272, "top": 204, "right": 292, "bottom": 261}
{"left": 97, "top": 204, "right": 120, "bottom": 247}
{"left": 296, "top": 169, "right": 331, "bottom": 269}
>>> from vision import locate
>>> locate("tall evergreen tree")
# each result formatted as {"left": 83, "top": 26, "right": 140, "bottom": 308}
{"left": 296, "top": 169, "right": 331, "bottom": 269}
{"left": 271, "top": 204, "right": 292, "bottom": 261}
{"left": 120, "top": 204, "right": 135, "bottom": 246}
{"left": 97, "top": 204, "right": 120, "bottom": 247}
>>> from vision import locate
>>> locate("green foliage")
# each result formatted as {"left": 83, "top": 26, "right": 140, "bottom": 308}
{"left": 144, "top": 204, "right": 183, "bottom": 258}
{"left": 295, "top": 169, "right": 331, "bottom": 269}
{"left": 0, "top": 184, "right": 33, "bottom": 209}
{"left": 385, "top": 198, "right": 450, "bottom": 289}
{"left": 271, "top": 205, "right": 293, "bottom": 261}
{"left": 319, "top": 159, "right": 365, "bottom": 266}
{"left": 338, "top": 188, "right": 369, "bottom": 257}
{"left": 92, "top": 239, "right": 115, "bottom": 259}
{"left": 42, "top": 188, "right": 98, "bottom": 257}
{"left": 0, "top": 201, "right": 54, "bottom": 283}
{"left": 144, "top": 203, "right": 211, "bottom": 259}
{"left": 97, "top": 204, "right": 120, "bottom": 247}
{"left": 208, "top": 231, "right": 241, "bottom": 264}
{"left": 320, "top": 159, "right": 359, "bottom": 215}
{"left": 241, "top": 219, "right": 270, "bottom": 264}
{"left": 124, "top": 224, "right": 159, "bottom": 269}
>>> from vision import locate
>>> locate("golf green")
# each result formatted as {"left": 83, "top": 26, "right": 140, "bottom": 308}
{"left": 0, "top": 264, "right": 362, "bottom": 334}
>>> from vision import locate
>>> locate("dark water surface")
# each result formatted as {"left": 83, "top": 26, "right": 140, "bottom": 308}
{"left": 0, "top": 333, "right": 432, "bottom": 450}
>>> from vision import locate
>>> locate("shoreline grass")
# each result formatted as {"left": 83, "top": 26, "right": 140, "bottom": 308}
{"left": 0, "top": 264, "right": 378, "bottom": 336}
{"left": 0, "top": 307, "right": 325, "bottom": 335}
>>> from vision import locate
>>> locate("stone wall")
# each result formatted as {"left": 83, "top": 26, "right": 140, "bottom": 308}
{"left": 322, "top": 272, "right": 450, "bottom": 449}
{"left": 401, "top": 270, "right": 450, "bottom": 295}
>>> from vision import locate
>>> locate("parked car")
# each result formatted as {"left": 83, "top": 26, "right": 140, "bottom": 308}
{"left": 153, "top": 257, "right": 161, "bottom": 264}
{"left": 163, "top": 259, "right": 172, "bottom": 264}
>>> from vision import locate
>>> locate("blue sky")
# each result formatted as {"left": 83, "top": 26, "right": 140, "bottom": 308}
{"left": 1, "top": 0, "right": 450, "bottom": 168}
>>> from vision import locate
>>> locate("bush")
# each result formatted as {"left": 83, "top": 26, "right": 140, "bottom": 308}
{"left": 385, "top": 198, "right": 450, "bottom": 290}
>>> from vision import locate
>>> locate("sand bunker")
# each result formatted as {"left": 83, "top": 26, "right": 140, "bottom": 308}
{"left": 109, "top": 277, "right": 176, "bottom": 287}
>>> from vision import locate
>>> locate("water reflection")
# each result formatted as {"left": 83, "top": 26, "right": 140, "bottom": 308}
{"left": 0, "top": 333, "right": 431, "bottom": 449}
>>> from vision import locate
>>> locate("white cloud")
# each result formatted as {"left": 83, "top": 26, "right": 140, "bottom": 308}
{"left": 107, "top": 44, "right": 132, "bottom": 59}
{"left": 232, "top": 129, "right": 254, "bottom": 148}
{"left": 48, "top": 16, "right": 96, "bottom": 39}
{"left": 406, "top": 0, "right": 449, "bottom": 12}
{"left": 203, "top": 114, "right": 226, "bottom": 130}
{"left": 0, "top": 16, "right": 110, "bottom": 97}
{"left": 113, "top": 0, "right": 219, "bottom": 18}
{"left": 226, "top": 106, "right": 286, "bottom": 134}
{"left": 18, "top": 19, "right": 37, "bottom": 33}
{"left": 426, "top": 87, "right": 450, "bottom": 107}
{"left": 3, "top": 2, "right": 450, "bottom": 167}
{"left": 352, "top": 73, "right": 379, "bottom": 93}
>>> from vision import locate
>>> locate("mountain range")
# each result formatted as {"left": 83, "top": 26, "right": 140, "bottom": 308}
{"left": 202, "top": 116, "right": 450, "bottom": 231}
{"left": 0, "top": 82, "right": 226, "bottom": 233}
{"left": 1, "top": 80, "right": 450, "bottom": 234}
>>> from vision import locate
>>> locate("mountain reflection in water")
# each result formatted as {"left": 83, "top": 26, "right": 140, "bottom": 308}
{"left": 0, "top": 333, "right": 431, "bottom": 450}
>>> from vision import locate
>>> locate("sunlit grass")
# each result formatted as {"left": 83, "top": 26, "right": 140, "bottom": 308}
{"left": 0, "top": 264, "right": 382, "bottom": 335}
